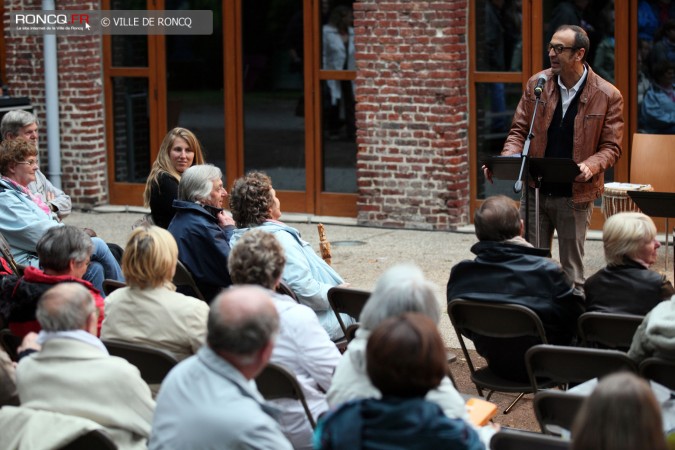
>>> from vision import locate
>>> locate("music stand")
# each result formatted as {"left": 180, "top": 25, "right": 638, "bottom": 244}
{"left": 628, "top": 191, "right": 675, "bottom": 276}
{"left": 484, "top": 156, "right": 530, "bottom": 237}
{"left": 528, "top": 158, "right": 581, "bottom": 247}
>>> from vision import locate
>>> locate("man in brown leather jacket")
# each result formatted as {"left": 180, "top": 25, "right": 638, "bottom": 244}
{"left": 485, "top": 24, "right": 623, "bottom": 289}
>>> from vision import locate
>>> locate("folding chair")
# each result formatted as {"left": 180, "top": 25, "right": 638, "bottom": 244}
{"left": 255, "top": 362, "right": 316, "bottom": 429}
{"left": 102, "top": 279, "right": 126, "bottom": 297}
{"left": 447, "top": 298, "right": 553, "bottom": 414}
{"left": 639, "top": 357, "right": 675, "bottom": 391}
{"left": 60, "top": 429, "right": 117, "bottom": 450}
{"left": 327, "top": 286, "right": 370, "bottom": 338}
{"left": 275, "top": 280, "right": 299, "bottom": 303}
{"left": 102, "top": 339, "right": 179, "bottom": 385}
{"left": 533, "top": 390, "right": 586, "bottom": 435}
{"left": 526, "top": 344, "right": 638, "bottom": 393}
{"left": 173, "top": 260, "right": 205, "bottom": 301}
{"left": 577, "top": 312, "right": 644, "bottom": 351}
{"left": 0, "top": 329, "right": 20, "bottom": 361}
{"left": 490, "top": 429, "right": 570, "bottom": 450}
{"left": 0, "top": 231, "right": 23, "bottom": 276}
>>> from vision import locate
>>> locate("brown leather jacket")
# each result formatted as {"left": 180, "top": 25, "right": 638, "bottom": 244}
{"left": 502, "top": 65, "right": 624, "bottom": 203}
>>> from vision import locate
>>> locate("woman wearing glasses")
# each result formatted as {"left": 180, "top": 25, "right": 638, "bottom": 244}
{"left": 0, "top": 139, "right": 123, "bottom": 293}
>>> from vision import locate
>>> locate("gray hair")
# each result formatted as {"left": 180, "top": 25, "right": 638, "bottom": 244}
{"left": 1, "top": 110, "right": 38, "bottom": 140}
{"left": 36, "top": 226, "right": 93, "bottom": 272}
{"left": 36, "top": 283, "right": 96, "bottom": 331}
{"left": 360, "top": 264, "right": 440, "bottom": 331}
{"left": 177, "top": 164, "right": 222, "bottom": 203}
{"left": 207, "top": 286, "right": 279, "bottom": 357}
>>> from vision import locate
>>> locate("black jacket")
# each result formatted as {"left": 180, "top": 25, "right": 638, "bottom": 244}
{"left": 584, "top": 258, "right": 674, "bottom": 316}
{"left": 447, "top": 240, "right": 585, "bottom": 382}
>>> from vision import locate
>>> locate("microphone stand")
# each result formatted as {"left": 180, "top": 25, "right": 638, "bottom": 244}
{"left": 514, "top": 89, "right": 544, "bottom": 243}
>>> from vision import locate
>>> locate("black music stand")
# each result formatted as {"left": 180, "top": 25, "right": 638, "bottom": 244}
{"left": 528, "top": 158, "right": 580, "bottom": 247}
{"left": 628, "top": 191, "right": 675, "bottom": 277}
{"left": 484, "top": 156, "right": 531, "bottom": 237}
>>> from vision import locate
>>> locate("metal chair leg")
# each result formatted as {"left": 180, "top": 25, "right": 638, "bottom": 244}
{"left": 503, "top": 392, "right": 525, "bottom": 414}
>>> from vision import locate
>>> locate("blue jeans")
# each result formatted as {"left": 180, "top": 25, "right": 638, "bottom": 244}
{"left": 83, "top": 237, "right": 124, "bottom": 295}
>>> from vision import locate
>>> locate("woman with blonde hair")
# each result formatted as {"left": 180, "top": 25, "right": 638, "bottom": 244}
{"left": 584, "top": 212, "right": 673, "bottom": 315}
{"left": 101, "top": 225, "right": 209, "bottom": 360}
{"left": 143, "top": 127, "right": 205, "bottom": 228}
{"left": 571, "top": 372, "right": 667, "bottom": 450}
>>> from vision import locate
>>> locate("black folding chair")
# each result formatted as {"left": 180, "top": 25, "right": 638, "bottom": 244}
{"left": 639, "top": 357, "right": 675, "bottom": 391}
{"left": 102, "top": 339, "right": 179, "bottom": 385}
{"left": 60, "top": 429, "right": 117, "bottom": 450}
{"left": 102, "top": 279, "right": 126, "bottom": 296}
{"left": 577, "top": 312, "right": 644, "bottom": 351}
{"left": 327, "top": 286, "right": 370, "bottom": 337}
{"left": 255, "top": 362, "right": 316, "bottom": 429}
{"left": 533, "top": 390, "right": 585, "bottom": 435}
{"left": 173, "top": 260, "right": 206, "bottom": 301}
{"left": 490, "top": 429, "right": 570, "bottom": 450}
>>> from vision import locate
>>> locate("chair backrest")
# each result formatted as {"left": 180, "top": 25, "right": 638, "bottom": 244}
{"left": 577, "top": 312, "right": 644, "bottom": 351}
{"left": 255, "top": 362, "right": 316, "bottom": 429}
{"left": 102, "top": 279, "right": 126, "bottom": 297}
{"left": 275, "top": 280, "right": 299, "bottom": 303}
{"left": 448, "top": 299, "right": 548, "bottom": 375}
{"left": 60, "top": 430, "right": 117, "bottom": 450}
{"left": 639, "top": 357, "right": 675, "bottom": 391}
{"left": 533, "top": 390, "right": 586, "bottom": 435}
{"left": 173, "top": 260, "right": 205, "bottom": 301}
{"left": 630, "top": 133, "right": 675, "bottom": 192}
{"left": 490, "top": 429, "right": 570, "bottom": 450}
{"left": 0, "top": 231, "right": 22, "bottom": 276}
{"left": 102, "top": 339, "right": 179, "bottom": 385}
{"left": 526, "top": 344, "right": 638, "bottom": 392}
{"left": 327, "top": 286, "right": 371, "bottom": 337}
{"left": 0, "top": 329, "right": 20, "bottom": 361}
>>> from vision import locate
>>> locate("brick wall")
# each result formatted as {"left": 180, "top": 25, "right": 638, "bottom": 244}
{"left": 4, "top": 0, "right": 107, "bottom": 207}
{"left": 354, "top": 0, "right": 470, "bottom": 230}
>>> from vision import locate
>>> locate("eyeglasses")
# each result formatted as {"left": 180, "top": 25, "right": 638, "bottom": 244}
{"left": 16, "top": 159, "right": 39, "bottom": 167}
{"left": 547, "top": 43, "right": 578, "bottom": 55}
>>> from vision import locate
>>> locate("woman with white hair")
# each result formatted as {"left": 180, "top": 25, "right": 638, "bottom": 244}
{"left": 327, "top": 264, "right": 466, "bottom": 419}
{"left": 168, "top": 164, "right": 235, "bottom": 302}
{"left": 584, "top": 212, "right": 673, "bottom": 315}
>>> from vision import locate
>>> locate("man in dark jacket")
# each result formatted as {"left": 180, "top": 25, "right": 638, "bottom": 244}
{"left": 447, "top": 195, "right": 585, "bottom": 382}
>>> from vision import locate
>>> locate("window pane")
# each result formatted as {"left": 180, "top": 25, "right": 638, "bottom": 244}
{"left": 242, "top": 0, "right": 306, "bottom": 191}
{"left": 321, "top": 79, "right": 357, "bottom": 193}
{"left": 475, "top": 82, "right": 522, "bottom": 200}
{"left": 110, "top": 0, "right": 147, "bottom": 67}
{"left": 112, "top": 77, "right": 150, "bottom": 183}
{"left": 165, "top": 0, "right": 224, "bottom": 170}
{"left": 475, "top": 0, "right": 522, "bottom": 72}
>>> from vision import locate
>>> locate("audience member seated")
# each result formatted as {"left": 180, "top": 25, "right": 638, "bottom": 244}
{"left": 639, "top": 60, "right": 675, "bottom": 134}
{"left": 17, "top": 283, "right": 155, "bottom": 449}
{"left": 585, "top": 212, "right": 673, "bottom": 315}
{"left": 101, "top": 225, "right": 209, "bottom": 361}
{"left": 228, "top": 229, "right": 341, "bottom": 449}
{"left": 168, "top": 164, "right": 235, "bottom": 302}
{"left": 446, "top": 195, "right": 584, "bottom": 383}
{"left": 143, "top": 127, "right": 205, "bottom": 229}
{"left": 315, "top": 313, "right": 484, "bottom": 450}
{"left": 0, "top": 139, "right": 123, "bottom": 292}
{"left": 149, "top": 286, "right": 293, "bottom": 450}
{"left": 229, "top": 171, "right": 353, "bottom": 340}
{"left": 571, "top": 372, "right": 668, "bottom": 450}
{"left": 628, "top": 294, "right": 675, "bottom": 364}
{"left": 328, "top": 264, "right": 470, "bottom": 424}
{"left": 1, "top": 110, "right": 71, "bottom": 220}
{"left": 0, "top": 226, "right": 106, "bottom": 338}
{"left": 0, "top": 333, "right": 39, "bottom": 407}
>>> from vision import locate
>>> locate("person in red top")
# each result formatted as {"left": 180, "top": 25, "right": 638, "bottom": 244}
{"left": 0, "top": 226, "right": 105, "bottom": 337}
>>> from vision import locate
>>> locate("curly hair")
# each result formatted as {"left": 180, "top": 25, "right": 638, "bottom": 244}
{"left": 0, "top": 138, "right": 38, "bottom": 175}
{"left": 143, "top": 127, "right": 205, "bottom": 207}
{"left": 228, "top": 229, "right": 286, "bottom": 290}
{"left": 229, "top": 172, "right": 276, "bottom": 228}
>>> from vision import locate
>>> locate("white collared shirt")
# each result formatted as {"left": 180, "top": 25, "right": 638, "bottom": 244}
{"left": 558, "top": 65, "right": 588, "bottom": 117}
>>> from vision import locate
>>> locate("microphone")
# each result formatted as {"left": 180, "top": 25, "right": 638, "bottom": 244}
{"left": 534, "top": 75, "right": 547, "bottom": 98}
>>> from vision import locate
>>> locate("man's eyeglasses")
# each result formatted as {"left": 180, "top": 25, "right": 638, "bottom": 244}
{"left": 547, "top": 43, "right": 578, "bottom": 55}
{"left": 16, "top": 159, "right": 39, "bottom": 167}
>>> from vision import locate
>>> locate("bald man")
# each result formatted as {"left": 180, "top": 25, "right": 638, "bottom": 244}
{"left": 16, "top": 283, "right": 155, "bottom": 449}
{"left": 150, "top": 285, "right": 293, "bottom": 450}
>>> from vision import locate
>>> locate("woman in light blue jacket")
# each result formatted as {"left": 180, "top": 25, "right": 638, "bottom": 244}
{"left": 229, "top": 171, "right": 352, "bottom": 340}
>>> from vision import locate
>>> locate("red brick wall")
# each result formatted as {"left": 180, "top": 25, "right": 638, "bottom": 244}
{"left": 3, "top": 0, "right": 106, "bottom": 207}
{"left": 354, "top": 0, "right": 470, "bottom": 230}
